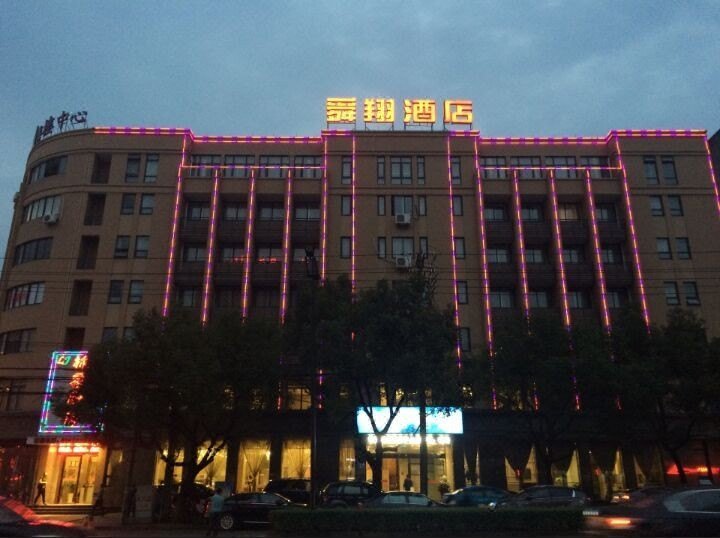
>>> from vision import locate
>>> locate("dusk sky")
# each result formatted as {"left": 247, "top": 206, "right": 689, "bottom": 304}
{"left": 1, "top": 1, "right": 719, "bottom": 253}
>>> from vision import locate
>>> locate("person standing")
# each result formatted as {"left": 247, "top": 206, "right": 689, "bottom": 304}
{"left": 206, "top": 487, "right": 225, "bottom": 537}
{"left": 402, "top": 474, "right": 414, "bottom": 492}
{"left": 33, "top": 474, "right": 47, "bottom": 505}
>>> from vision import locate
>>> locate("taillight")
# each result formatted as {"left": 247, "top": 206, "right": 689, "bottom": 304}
{"left": 606, "top": 517, "right": 635, "bottom": 529}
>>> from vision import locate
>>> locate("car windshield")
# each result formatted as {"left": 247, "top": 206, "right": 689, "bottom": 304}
{"left": 0, "top": 498, "right": 38, "bottom": 523}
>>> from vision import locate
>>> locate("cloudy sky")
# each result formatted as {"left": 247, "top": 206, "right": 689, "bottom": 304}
{"left": 1, "top": 1, "right": 719, "bottom": 252}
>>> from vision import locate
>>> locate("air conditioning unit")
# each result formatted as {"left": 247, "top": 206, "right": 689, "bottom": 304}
{"left": 43, "top": 212, "right": 60, "bottom": 225}
{"left": 395, "top": 256, "right": 412, "bottom": 269}
{"left": 394, "top": 213, "right": 411, "bottom": 225}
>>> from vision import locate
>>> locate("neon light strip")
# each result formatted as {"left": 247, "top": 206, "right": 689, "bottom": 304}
{"left": 547, "top": 170, "right": 572, "bottom": 329}
{"left": 510, "top": 169, "right": 531, "bottom": 319}
{"left": 703, "top": 137, "right": 720, "bottom": 218}
{"left": 472, "top": 137, "right": 497, "bottom": 408}
{"left": 477, "top": 130, "right": 706, "bottom": 146}
{"left": 445, "top": 136, "right": 463, "bottom": 365}
{"left": 201, "top": 169, "right": 221, "bottom": 325}
{"left": 279, "top": 169, "right": 294, "bottom": 323}
{"left": 320, "top": 137, "right": 329, "bottom": 283}
{"left": 614, "top": 136, "right": 650, "bottom": 328}
{"left": 162, "top": 134, "right": 190, "bottom": 317}
{"left": 241, "top": 170, "right": 258, "bottom": 318}
{"left": 94, "top": 127, "right": 321, "bottom": 144}
{"left": 351, "top": 135, "right": 357, "bottom": 294}
{"left": 584, "top": 169, "right": 612, "bottom": 333}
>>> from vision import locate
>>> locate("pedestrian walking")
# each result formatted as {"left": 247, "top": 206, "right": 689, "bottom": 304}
{"left": 33, "top": 474, "right": 47, "bottom": 505}
{"left": 206, "top": 487, "right": 225, "bottom": 537}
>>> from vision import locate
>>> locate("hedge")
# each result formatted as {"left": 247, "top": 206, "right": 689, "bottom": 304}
{"left": 270, "top": 507, "right": 584, "bottom": 535}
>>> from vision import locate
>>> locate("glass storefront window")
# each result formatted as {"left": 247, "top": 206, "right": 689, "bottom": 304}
{"left": 282, "top": 439, "right": 311, "bottom": 479}
{"left": 339, "top": 439, "right": 356, "bottom": 480}
{"left": 239, "top": 440, "right": 271, "bottom": 492}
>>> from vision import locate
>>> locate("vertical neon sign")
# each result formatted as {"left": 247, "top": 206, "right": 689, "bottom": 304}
{"left": 547, "top": 170, "right": 572, "bottom": 329}
{"left": 241, "top": 170, "right": 257, "bottom": 318}
{"left": 279, "top": 169, "right": 294, "bottom": 323}
{"left": 201, "top": 168, "right": 221, "bottom": 325}
{"left": 445, "top": 136, "right": 463, "bottom": 366}
{"left": 510, "top": 169, "right": 531, "bottom": 319}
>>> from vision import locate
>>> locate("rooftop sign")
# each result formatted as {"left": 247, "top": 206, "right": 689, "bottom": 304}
{"left": 327, "top": 97, "right": 473, "bottom": 129}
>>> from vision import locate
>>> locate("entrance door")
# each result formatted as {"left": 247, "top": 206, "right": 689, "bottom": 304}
{"left": 57, "top": 456, "right": 82, "bottom": 504}
{"left": 78, "top": 454, "right": 99, "bottom": 504}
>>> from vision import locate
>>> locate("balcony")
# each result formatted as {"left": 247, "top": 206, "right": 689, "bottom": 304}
{"left": 254, "top": 221, "right": 284, "bottom": 242}
{"left": 218, "top": 221, "right": 246, "bottom": 241}
{"left": 485, "top": 222, "right": 514, "bottom": 243}
{"left": 526, "top": 263, "right": 556, "bottom": 288}
{"left": 604, "top": 264, "right": 633, "bottom": 287}
{"left": 180, "top": 220, "right": 209, "bottom": 241}
{"left": 560, "top": 221, "right": 588, "bottom": 244}
{"left": 215, "top": 261, "right": 245, "bottom": 285}
{"left": 252, "top": 261, "right": 282, "bottom": 285}
{"left": 598, "top": 221, "right": 626, "bottom": 242}
{"left": 488, "top": 263, "right": 516, "bottom": 287}
{"left": 292, "top": 220, "right": 321, "bottom": 243}
{"left": 175, "top": 261, "right": 204, "bottom": 285}
{"left": 523, "top": 222, "right": 552, "bottom": 243}
{"left": 565, "top": 264, "right": 595, "bottom": 287}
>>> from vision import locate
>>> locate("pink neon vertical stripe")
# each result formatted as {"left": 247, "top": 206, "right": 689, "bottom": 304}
{"left": 613, "top": 136, "right": 651, "bottom": 328}
{"left": 510, "top": 169, "right": 531, "bottom": 319}
{"left": 472, "top": 137, "right": 497, "bottom": 408}
{"left": 583, "top": 169, "right": 612, "bottom": 333}
{"left": 279, "top": 169, "right": 294, "bottom": 323}
{"left": 703, "top": 137, "right": 720, "bottom": 219}
{"left": 351, "top": 135, "right": 357, "bottom": 294}
{"left": 201, "top": 169, "right": 221, "bottom": 325}
{"left": 162, "top": 134, "right": 190, "bottom": 317}
{"left": 445, "top": 136, "right": 463, "bottom": 366}
{"left": 320, "top": 137, "right": 329, "bottom": 283}
{"left": 241, "top": 170, "right": 257, "bottom": 318}
{"left": 547, "top": 170, "right": 572, "bottom": 329}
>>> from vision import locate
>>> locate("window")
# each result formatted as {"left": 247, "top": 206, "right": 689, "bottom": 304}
{"left": 177, "top": 286, "right": 201, "bottom": 307}
{"left": 183, "top": 243, "right": 206, "bottom": 262}
{"left": 668, "top": 195, "right": 683, "bottom": 216}
{"left": 186, "top": 202, "right": 210, "bottom": 221}
{"left": 125, "top": 154, "right": 141, "bottom": 182}
{"left": 341, "top": 196, "right": 352, "bottom": 216}
{"left": 377, "top": 196, "right": 386, "bottom": 216}
{"left": 144, "top": 154, "right": 159, "bottom": 182}
{"left": 221, "top": 243, "right": 245, "bottom": 263}
{"left": 341, "top": 156, "right": 352, "bottom": 184}
{"left": 123, "top": 327, "right": 136, "bottom": 341}
{"left": 418, "top": 195, "right": 427, "bottom": 216}
{"left": 121, "top": 193, "right": 135, "bottom": 215}
{"left": 292, "top": 246, "right": 318, "bottom": 262}
{"left": 459, "top": 328, "right": 471, "bottom": 352}
{"left": 391, "top": 195, "right": 413, "bottom": 216}
{"left": 114, "top": 236, "right": 130, "bottom": 258}
{"left": 140, "top": 194, "right": 155, "bottom": 215}
{"left": 650, "top": 196, "right": 664, "bottom": 216}
{"left": 340, "top": 237, "right": 351, "bottom": 259}
{"left": 454, "top": 237, "right": 466, "bottom": 259}
{"left": 457, "top": 281, "right": 468, "bottom": 304}
{"left": 521, "top": 205, "right": 543, "bottom": 222}
{"left": 14, "top": 238, "right": 52, "bottom": 265}
{"left": 377, "top": 237, "right": 386, "bottom": 259}
{"left": 510, "top": 156, "right": 542, "bottom": 179}
{"left": 452, "top": 195, "right": 463, "bottom": 216}
{"left": 558, "top": 203, "right": 580, "bottom": 221}
{"left": 664, "top": 281, "right": 679, "bottom": 305}
{"left": 256, "top": 244, "right": 282, "bottom": 262}
{"left": 485, "top": 206, "right": 507, "bottom": 221}
{"left": 580, "top": 156, "right": 611, "bottom": 179}
{"left": 525, "top": 248, "right": 544, "bottom": 263}
{"left": 77, "top": 236, "right": 99, "bottom": 269}
{"left": 128, "top": 280, "right": 144, "bottom": 304}
{"left": 0, "top": 329, "right": 34, "bottom": 354}
{"left": 419, "top": 237, "right": 429, "bottom": 255}
{"left": 29, "top": 155, "right": 67, "bottom": 183}
{"left": 224, "top": 155, "right": 254, "bottom": 178}
{"left": 294, "top": 156, "right": 322, "bottom": 179}
{"left": 490, "top": 289, "right": 514, "bottom": 308}
{"left": 417, "top": 156, "right": 425, "bottom": 184}
{"left": 676, "top": 237, "right": 691, "bottom": 259}
{"left": 224, "top": 202, "right": 247, "bottom": 221}
{"left": 529, "top": 290, "right": 549, "bottom": 308}
{"left": 643, "top": 156, "right": 659, "bottom": 184}
{"left": 101, "top": 327, "right": 118, "bottom": 343}
{"left": 392, "top": 237, "right": 413, "bottom": 257}
{"left": 294, "top": 202, "right": 319, "bottom": 221}
{"left": 481, "top": 157, "right": 507, "bottom": 180}
{"left": 450, "top": 157, "right": 461, "bottom": 184}
{"left": 23, "top": 195, "right": 61, "bottom": 222}
{"left": 684, "top": 281, "right": 700, "bottom": 305}
{"left": 607, "top": 289, "right": 628, "bottom": 308}
{"left": 5, "top": 282, "right": 44, "bottom": 310}
{"left": 92, "top": 154, "right": 111, "bottom": 184}
{"left": 596, "top": 203, "right": 617, "bottom": 223}
{"left": 190, "top": 154, "right": 221, "bottom": 177}
{"left": 656, "top": 238, "right": 672, "bottom": 260}
{"left": 661, "top": 156, "right": 677, "bottom": 184}
{"left": 258, "top": 202, "right": 284, "bottom": 221}
{"left": 601, "top": 245, "right": 623, "bottom": 265}
{"left": 108, "top": 280, "right": 123, "bottom": 304}
{"left": 568, "top": 290, "right": 590, "bottom": 309}
{"left": 376, "top": 157, "right": 385, "bottom": 184}
{"left": 0, "top": 379, "right": 25, "bottom": 411}
{"left": 562, "top": 247, "right": 584, "bottom": 264}
{"left": 488, "top": 247, "right": 510, "bottom": 263}
{"left": 134, "top": 236, "right": 149, "bottom": 258}
{"left": 84, "top": 193, "right": 105, "bottom": 225}
{"left": 546, "top": 156, "right": 577, "bottom": 179}
{"left": 391, "top": 157, "right": 412, "bottom": 184}
{"left": 216, "top": 287, "right": 242, "bottom": 308}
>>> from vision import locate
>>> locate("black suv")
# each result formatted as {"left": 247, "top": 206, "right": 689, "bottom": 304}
{"left": 263, "top": 479, "right": 311, "bottom": 505}
{"left": 497, "top": 486, "right": 586, "bottom": 508}
{"left": 442, "top": 485, "right": 511, "bottom": 507}
{"left": 319, "top": 481, "right": 381, "bottom": 508}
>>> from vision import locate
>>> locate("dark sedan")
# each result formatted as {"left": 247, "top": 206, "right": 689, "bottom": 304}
{"left": 496, "top": 485, "right": 587, "bottom": 508}
{"left": 584, "top": 487, "right": 720, "bottom": 536}
{"left": 219, "top": 492, "right": 298, "bottom": 530}
{"left": 362, "top": 491, "right": 441, "bottom": 508}
{"left": 0, "top": 497, "right": 87, "bottom": 537}
{"left": 442, "top": 485, "right": 512, "bottom": 507}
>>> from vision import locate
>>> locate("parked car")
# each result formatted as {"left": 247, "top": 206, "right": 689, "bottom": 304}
{"left": 362, "top": 491, "right": 441, "bottom": 508}
{"left": 584, "top": 487, "right": 720, "bottom": 535}
{"left": 319, "top": 481, "right": 382, "bottom": 508}
{"left": 442, "top": 485, "right": 512, "bottom": 507}
{"left": 496, "top": 486, "right": 587, "bottom": 508}
{"left": 218, "top": 492, "right": 298, "bottom": 530}
{"left": 0, "top": 496, "right": 88, "bottom": 537}
{"left": 263, "top": 478, "right": 311, "bottom": 505}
